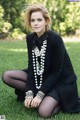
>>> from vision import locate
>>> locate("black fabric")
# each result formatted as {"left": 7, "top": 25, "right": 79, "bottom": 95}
{"left": 47, "top": 88, "right": 60, "bottom": 102}
{"left": 56, "top": 80, "right": 80, "bottom": 113}
{"left": 25, "top": 30, "right": 80, "bottom": 113}
{"left": 32, "top": 32, "right": 48, "bottom": 50}
{"left": 15, "top": 89, "right": 25, "bottom": 101}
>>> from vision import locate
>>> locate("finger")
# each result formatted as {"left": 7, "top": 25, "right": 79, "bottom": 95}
{"left": 31, "top": 101, "right": 38, "bottom": 108}
{"left": 31, "top": 101, "right": 34, "bottom": 107}
{"left": 24, "top": 100, "right": 27, "bottom": 106}
{"left": 26, "top": 101, "right": 29, "bottom": 108}
{"left": 31, "top": 101, "right": 36, "bottom": 107}
{"left": 37, "top": 102, "right": 40, "bottom": 107}
{"left": 27, "top": 100, "right": 31, "bottom": 108}
{"left": 25, "top": 99, "right": 31, "bottom": 108}
{"left": 35, "top": 102, "right": 39, "bottom": 107}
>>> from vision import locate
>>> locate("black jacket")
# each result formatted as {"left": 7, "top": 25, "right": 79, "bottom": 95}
{"left": 26, "top": 30, "right": 80, "bottom": 113}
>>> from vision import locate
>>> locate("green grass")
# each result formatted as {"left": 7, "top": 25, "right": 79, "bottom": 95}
{"left": 0, "top": 40, "right": 80, "bottom": 120}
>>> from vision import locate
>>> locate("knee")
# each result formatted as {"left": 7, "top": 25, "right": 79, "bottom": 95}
{"left": 38, "top": 106, "right": 51, "bottom": 118}
{"left": 2, "top": 71, "right": 9, "bottom": 83}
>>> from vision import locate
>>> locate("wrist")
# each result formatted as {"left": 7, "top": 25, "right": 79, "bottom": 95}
{"left": 25, "top": 90, "right": 34, "bottom": 99}
{"left": 36, "top": 91, "right": 45, "bottom": 100}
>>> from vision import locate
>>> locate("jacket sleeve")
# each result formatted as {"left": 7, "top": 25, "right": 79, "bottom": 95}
{"left": 39, "top": 34, "right": 66, "bottom": 94}
{"left": 25, "top": 35, "right": 35, "bottom": 92}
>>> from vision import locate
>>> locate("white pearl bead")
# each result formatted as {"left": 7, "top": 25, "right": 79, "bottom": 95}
{"left": 32, "top": 40, "right": 47, "bottom": 89}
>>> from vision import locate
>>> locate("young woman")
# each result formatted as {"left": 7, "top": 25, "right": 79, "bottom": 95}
{"left": 2, "top": 4, "right": 80, "bottom": 117}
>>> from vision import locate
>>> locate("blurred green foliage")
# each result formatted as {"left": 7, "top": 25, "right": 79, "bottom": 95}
{"left": 0, "top": 0, "right": 80, "bottom": 39}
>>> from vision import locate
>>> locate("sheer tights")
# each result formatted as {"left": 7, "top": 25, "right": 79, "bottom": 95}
{"left": 38, "top": 96, "right": 61, "bottom": 117}
{"left": 2, "top": 70, "right": 27, "bottom": 91}
{"left": 2, "top": 70, "right": 61, "bottom": 117}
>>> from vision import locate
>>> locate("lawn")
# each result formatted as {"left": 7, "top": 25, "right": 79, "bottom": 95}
{"left": 0, "top": 39, "right": 80, "bottom": 120}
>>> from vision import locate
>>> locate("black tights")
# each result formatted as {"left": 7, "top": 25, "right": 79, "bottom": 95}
{"left": 2, "top": 70, "right": 27, "bottom": 91}
{"left": 2, "top": 70, "right": 61, "bottom": 117}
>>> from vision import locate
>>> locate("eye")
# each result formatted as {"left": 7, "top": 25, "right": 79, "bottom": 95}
{"left": 31, "top": 19, "right": 35, "bottom": 22}
{"left": 37, "top": 18, "right": 43, "bottom": 21}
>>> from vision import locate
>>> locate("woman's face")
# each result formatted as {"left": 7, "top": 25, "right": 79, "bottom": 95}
{"left": 30, "top": 11, "right": 47, "bottom": 37}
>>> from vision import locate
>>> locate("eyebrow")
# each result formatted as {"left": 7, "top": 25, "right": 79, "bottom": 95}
{"left": 31, "top": 18, "right": 43, "bottom": 20}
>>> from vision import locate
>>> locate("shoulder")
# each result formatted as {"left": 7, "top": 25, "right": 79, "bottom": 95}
{"left": 47, "top": 30, "right": 64, "bottom": 44}
{"left": 26, "top": 32, "right": 35, "bottom": 40}
{"left": 47, "top": 30, "right": 59, "bottom": 37}
{"left": 26, "top": 32, "right": 35, "bottom": 45}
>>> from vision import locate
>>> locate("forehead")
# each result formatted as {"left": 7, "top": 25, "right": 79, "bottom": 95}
{"left": 31, "top": 11, "right": 44, "bottom": 18}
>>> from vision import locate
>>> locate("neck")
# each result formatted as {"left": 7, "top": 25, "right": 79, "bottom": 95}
{"left": 36, "top": 29, "right": 46, "bottom": 37}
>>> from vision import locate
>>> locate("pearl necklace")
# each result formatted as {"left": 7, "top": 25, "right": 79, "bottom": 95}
{"left": 32, "top": 40, "right": 47, "bottom": 89}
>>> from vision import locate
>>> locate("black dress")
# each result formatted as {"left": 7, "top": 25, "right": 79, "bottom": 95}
{"left": 24, "top": 30, "right": 80, "bottom": 113}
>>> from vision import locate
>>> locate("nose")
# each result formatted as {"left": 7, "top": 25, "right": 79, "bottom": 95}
{"left": 34, "top": 20, "right": 38, "bottom": 25}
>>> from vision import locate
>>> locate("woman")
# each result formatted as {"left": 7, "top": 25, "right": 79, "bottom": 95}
{"left": 2, "top": 4, "right": 80, "bottom": 117}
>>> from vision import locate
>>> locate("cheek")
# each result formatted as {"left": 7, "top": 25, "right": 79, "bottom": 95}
{"left": 30, "top": 23, "right": 34, "bottom": 28}
{"left": 43, "top": 20, "right": 46, "bottom": 26}
{"left": 42, "top": 22, "right": 46, "bottom": 28}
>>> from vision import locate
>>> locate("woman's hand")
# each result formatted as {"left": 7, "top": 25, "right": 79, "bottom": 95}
{"left": 24, "top": 98, "right": 33, "bottom": 108}
{"left": 24, "top": 90, "right": 34, "bottom": 108}
{"left": 24, "top": 91, "right": 45, "bottom": 108}
{"left": 31, "top": 91, "right": 45, "bottom": 108}
{"left": 30, "top": 96, "right": 42, "bottom": 108}
{"left": 24, "top": 96, "right": 42, "bottom": 108}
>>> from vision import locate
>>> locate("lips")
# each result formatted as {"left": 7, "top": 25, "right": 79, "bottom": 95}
{"left": 34, "top": 27, "right": 40, "bottom": 29}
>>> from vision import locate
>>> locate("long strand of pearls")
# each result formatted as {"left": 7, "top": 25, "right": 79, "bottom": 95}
{"left": 32, "top": 40, "right": 47, "bottom": 89}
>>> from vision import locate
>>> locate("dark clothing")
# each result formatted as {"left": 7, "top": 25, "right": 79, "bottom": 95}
{"left": 25, "top": 30, "right": 80, "bottom": 113}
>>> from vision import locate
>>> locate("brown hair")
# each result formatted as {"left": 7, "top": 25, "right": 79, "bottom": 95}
{"left": 24, "top": 4, "right": 51, "bottom": 31}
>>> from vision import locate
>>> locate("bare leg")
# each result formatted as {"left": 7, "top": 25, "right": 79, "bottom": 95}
{"left": 38, "top": 96, "right": 61, "bottom": 117}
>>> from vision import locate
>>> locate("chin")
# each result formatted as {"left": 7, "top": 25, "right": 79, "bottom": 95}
{"left": 33, "top": 28, "right": 41, "bottom": 32}
{"left": 34, "top": 30, "right": 42, "bottom": 33}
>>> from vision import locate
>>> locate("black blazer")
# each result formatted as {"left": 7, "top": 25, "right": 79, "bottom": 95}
{"left": 25, "top": 30, "right": 80, "bottom": 113}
